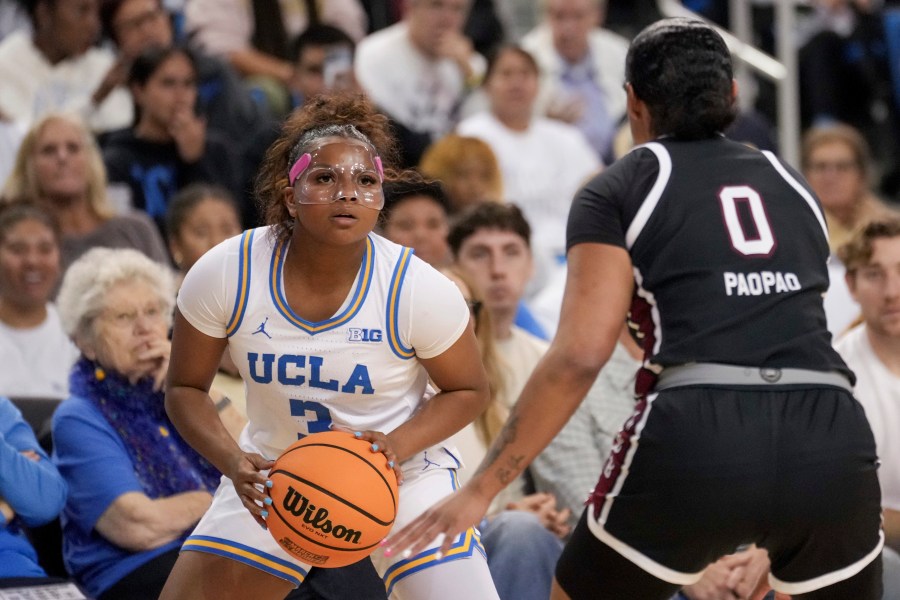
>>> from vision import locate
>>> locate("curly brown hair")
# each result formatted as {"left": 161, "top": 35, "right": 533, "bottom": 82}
{"left": 255, "top": 93, "right": 399, "bottom": 244}
{"left": 837, "top": 215, "right": 900, "bottom": 274}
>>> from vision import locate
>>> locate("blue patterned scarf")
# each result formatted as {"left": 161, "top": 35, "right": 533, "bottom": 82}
{"left": 69, "top": 357, "right": 221, "bottom": 498}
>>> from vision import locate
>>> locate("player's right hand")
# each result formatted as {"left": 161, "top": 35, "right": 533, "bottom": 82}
{"left": 227, "top": 451, "right": 275, "bottom": 529}
{"left": 384, "top": 484, "right": 491, "bottom": 558}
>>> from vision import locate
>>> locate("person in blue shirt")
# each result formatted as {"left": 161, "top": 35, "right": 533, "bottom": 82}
{"left": 0, "top": 396, "right": 67, "bottom": 586}
{"left": 52, "top": 247, "right": 220, "bottom": 600}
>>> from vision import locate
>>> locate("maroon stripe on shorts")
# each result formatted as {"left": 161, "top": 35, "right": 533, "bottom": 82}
{"left": 588, "top": 395, "right": 651, "bottom": 520}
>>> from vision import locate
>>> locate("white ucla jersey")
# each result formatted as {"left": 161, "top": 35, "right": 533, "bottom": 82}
{"left": 178, "top": 226, "right": 469, "bottom": 460}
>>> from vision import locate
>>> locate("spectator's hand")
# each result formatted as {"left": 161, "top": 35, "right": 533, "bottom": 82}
{"left": 547, "top": 95, "right": 585, "bottom": 124}
{"left": 169, "top": 106, "right": 206, "bottom": 163}
{"left": 682, "top": 558, "right": 734, "bottom": 600}
{"left": 133, "top": 338, "right": 171, "bottom": 390}
{"left": 721, "top": 546, "right": 770, "bottom": 600}
{"left": 506, "top": 492, "right": 572, "bottom": 539}
{"left": 228, "top": 451, "right": 275, "bottom": 529}
{"left": 92, "top": 56, "right": 130, "bottom": 107}
{"left": 548, "top": 505, "right": 572, "bottom": 539}
{"left": 0, "top": 500, "right": 12, "bottom": 524}
{"left": 435, "top": 31, "right": 476, "bottom": 77}
{"left": 683, "top": 546, "right": 770, "bottom": 600}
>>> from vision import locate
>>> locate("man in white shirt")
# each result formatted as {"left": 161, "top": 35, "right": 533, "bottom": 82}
{"left": 354, "top": 0, "right": 485, "bottom": 164}
{"left": 520, "top": 0, "right": 629, "bottom": 163}
{"left": 0, "top": 0, "right": 132, "bottom": 133}
{"left": 835, "top": 216, "right": 900, "bottom": 599}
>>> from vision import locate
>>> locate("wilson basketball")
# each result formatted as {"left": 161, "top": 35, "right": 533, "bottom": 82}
{"left": 266, "top": 431, "right": 399, "bottom": 568}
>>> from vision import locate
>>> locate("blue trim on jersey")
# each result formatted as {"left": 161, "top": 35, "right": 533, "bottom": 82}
{"left": 442, "top": 448, "right": 462, "bottom": 470}
{"left": 383, "top": 528, "right": 484, "bottom": 596}
{"left": 182, "top": 534, "right": 307, "bottom": 586}
{"left": 386, "top": 247, "right": 415, "bottom": 359}
{"left": 225, "top": 230, "right": 254, "bottom": 337}
{"left": 268, "top": 235, "right": 374, "bottom": 334}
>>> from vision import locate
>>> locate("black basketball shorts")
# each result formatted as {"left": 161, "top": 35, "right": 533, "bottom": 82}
{"left": 557, "top": 385, "right": 883, "bottom": 597}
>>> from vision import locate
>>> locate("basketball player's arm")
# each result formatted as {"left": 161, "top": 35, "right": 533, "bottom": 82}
{"left": 386, "top": 321, "right": 491, "bottom": 464}
{"left": 884, "top": 508, "right": 900, "bottom": 551}
{"left": 165, "top": 310, "right": 273, "bottom": 526}
{"left": 386, "top": 243, "right": 634, "bottom": 555}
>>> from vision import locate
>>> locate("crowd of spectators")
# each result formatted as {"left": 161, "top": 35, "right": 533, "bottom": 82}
{"left": 1, "top": 0, "right": 899, "bottom": 598}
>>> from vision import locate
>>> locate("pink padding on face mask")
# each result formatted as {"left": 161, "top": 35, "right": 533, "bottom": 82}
{"left": 374, "top": 156, "right": 384, "bottom": 181}
{"left": 288, "top": 153, "right": 311, "bottom": 185}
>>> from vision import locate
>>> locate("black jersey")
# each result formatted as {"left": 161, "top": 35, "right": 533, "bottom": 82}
{"left": 567, "top": 136, "right": 851, "bottom": 386}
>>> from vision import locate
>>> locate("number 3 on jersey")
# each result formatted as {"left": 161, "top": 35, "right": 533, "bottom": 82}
{"left": 289, "top": 399, "right": 333, "bottom": 439}
{"left": 719, "top": 186, "right": 776, "bottom": 256}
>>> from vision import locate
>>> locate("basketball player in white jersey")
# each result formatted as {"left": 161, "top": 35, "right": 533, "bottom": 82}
{"left": 159, "top": 94, "right": 500, "bottom": 600}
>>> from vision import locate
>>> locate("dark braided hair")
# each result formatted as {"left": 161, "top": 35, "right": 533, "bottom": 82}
{"left": 626, "top": 18, "right": 737, "bottom": 140}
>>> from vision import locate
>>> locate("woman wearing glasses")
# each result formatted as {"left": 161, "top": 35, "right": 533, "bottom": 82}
{"left": 52, "top": 247, "right": 222, "bottom": 600}
{"left": 160, "top": 94, "right": 499, "bottom": 600}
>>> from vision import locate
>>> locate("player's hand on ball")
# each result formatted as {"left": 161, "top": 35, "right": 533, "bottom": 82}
{"left": 384, "top": 484, "right": 491, "bottom": 559}
{"left": 227, "top": 451, "right": 275, "bottom": 529}
{"left": 352, "top": 430, "right": 403, "bottom": 485}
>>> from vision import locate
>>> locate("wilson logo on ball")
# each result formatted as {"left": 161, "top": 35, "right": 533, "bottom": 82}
{"left": 282, "top": 487, "right": 362, "bottom": 544}
{"left": 266, "top": 431, "right": 399, "bottom": 568}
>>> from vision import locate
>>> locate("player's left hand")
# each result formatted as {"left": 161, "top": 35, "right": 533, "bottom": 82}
{"left": 384, "top": 483, "right": 491, "bottom": 558}
{"left": 353, "top": 430, "right": 403, "bottom": 485}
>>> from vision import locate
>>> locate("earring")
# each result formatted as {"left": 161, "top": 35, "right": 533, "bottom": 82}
{"left": 172, "top": 251, "right": 183, "bottom": 267}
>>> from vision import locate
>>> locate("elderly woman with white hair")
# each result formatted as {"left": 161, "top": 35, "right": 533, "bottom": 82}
{"left": 50, "top": 247, "right": 221, "bottom": 600}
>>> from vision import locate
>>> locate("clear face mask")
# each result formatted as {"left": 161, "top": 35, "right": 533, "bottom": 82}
{"left": 287, "top": 141, "right": 385, "bottom": 210}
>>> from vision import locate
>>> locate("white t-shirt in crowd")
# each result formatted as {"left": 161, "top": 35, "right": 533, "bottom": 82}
{"left": 0, "top": 31, "right": 132, "bottom": 133}
{"left": 0, "top": 304, "right": 80, "bottom": 399}
{"left": 457, "top": 112, "right": 601, "bottom": 292}
{"left": 835, "top": 324, "right": 900, "bottom": 511}
{"left": 355, "top": 22, "right": 485, "bottom": 139}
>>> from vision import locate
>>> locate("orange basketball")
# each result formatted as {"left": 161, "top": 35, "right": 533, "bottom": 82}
{"left": 266, "top": 431, "right": 399, "bottom": 568}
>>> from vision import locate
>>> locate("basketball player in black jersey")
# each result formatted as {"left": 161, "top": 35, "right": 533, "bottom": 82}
{"left": 386, "top": 17, "right": 884, "bottom": 599}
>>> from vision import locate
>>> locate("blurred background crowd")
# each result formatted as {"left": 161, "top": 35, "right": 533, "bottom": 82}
{"left": 1, "top": 1, "right": 900, "bottom": 599}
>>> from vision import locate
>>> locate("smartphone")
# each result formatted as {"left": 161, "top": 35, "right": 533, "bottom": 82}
{"left": 323, "top": 45, "right": 354, "bottom": 91}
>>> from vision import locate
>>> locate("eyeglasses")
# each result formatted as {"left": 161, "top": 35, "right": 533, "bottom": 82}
{"left": 466, "top": 299, "right": 483, "bottom": 319}
{"left": 99, "top": 303, "right": 166, "bottom": 329}
{"left": 806, "top": 160, "right": 859, "bottom": 175}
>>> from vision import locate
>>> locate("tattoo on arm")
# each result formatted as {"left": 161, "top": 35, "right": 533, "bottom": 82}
{"left": 475, "top": 411, "right": 527, "bottom": 484}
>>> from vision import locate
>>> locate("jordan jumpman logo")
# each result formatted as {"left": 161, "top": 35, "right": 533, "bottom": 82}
{"left": 252, "top": 317, "right": 272, "bottom": 339}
